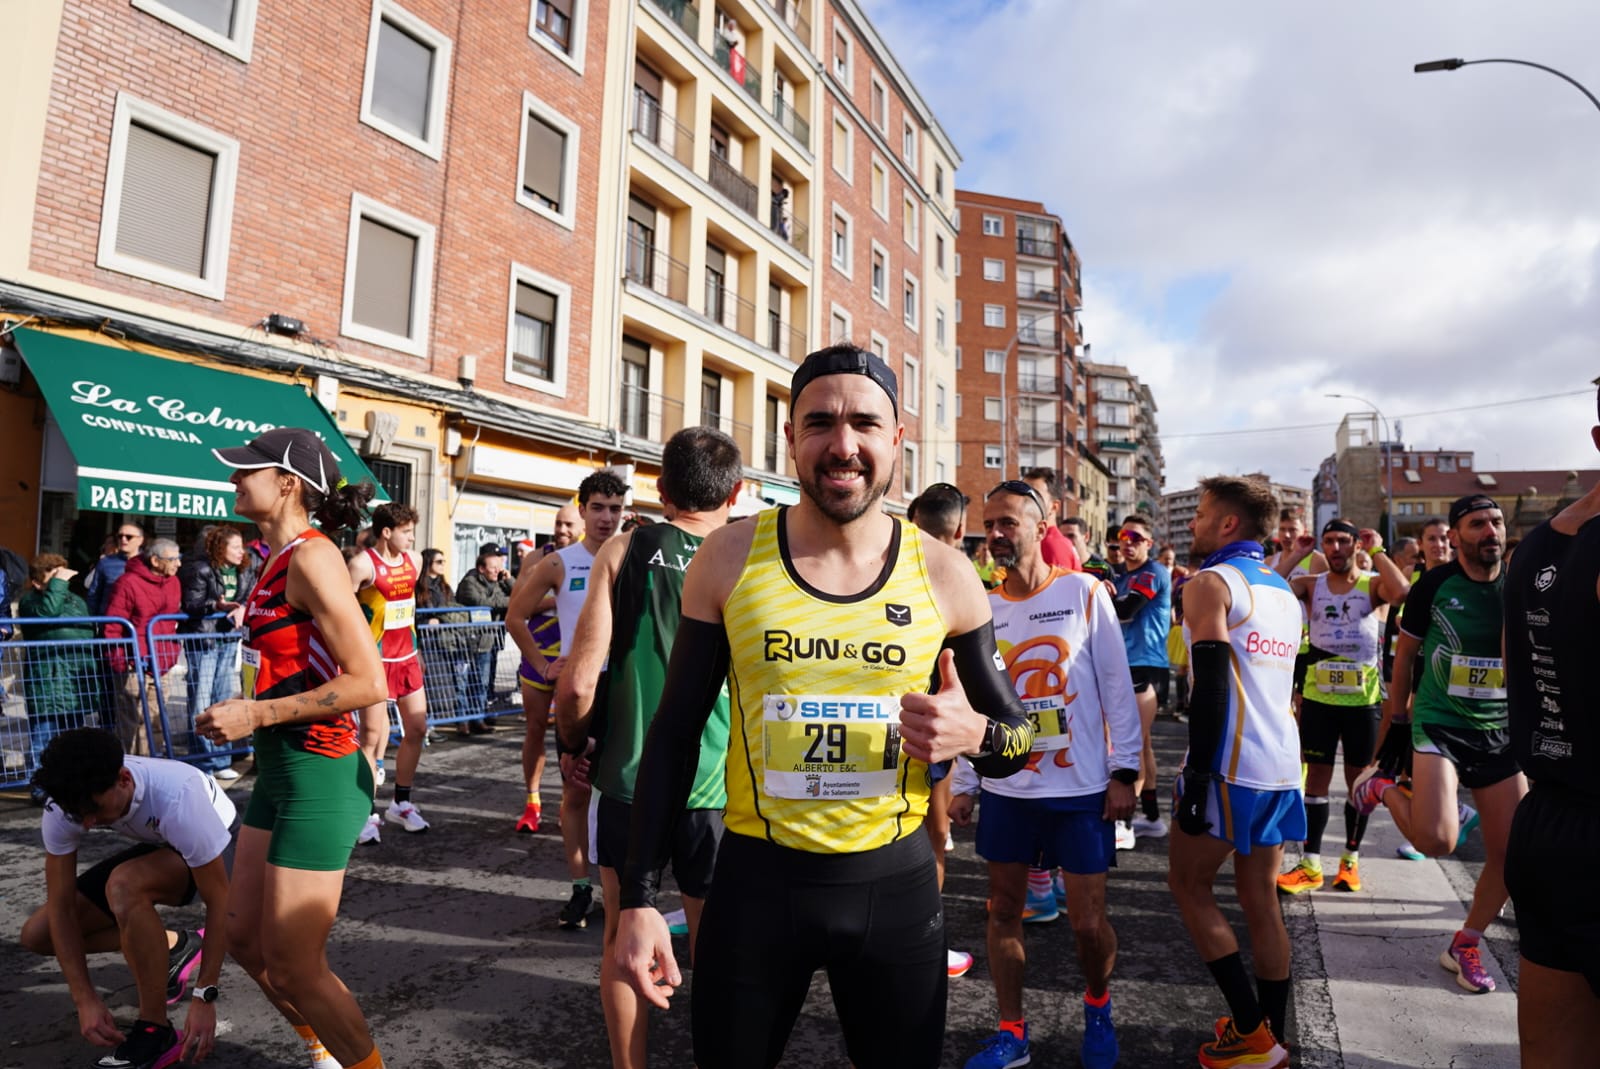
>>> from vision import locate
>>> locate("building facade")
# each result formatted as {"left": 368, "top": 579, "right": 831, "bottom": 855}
{"left": 1162, "top": 475, "right": 1308, "bottom": 565}
{"left": 1081, "top": 360, "right": 1162, "bottom": 534}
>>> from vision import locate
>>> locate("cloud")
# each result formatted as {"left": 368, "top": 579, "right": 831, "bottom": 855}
{"left": 863, "top": 0, "right": 1600, "bottom": 492}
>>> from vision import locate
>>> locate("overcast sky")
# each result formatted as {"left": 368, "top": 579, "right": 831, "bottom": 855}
{"left": 862, "top": 0, "right": 1600, "bottom": 494}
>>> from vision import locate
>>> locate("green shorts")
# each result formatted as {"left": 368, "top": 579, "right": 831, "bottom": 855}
{"left": 242, "top": 729, "right": 374, "bottom": 871}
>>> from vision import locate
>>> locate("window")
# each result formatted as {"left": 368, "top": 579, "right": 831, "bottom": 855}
{"left": 870, "top": 158, "right": 888, "bottom": 217}
{"left": 360, "top": 0, "right": 452, "bottom": 159}
{"left": 902, "top": 444, "right": 918, "bottom": 496}
{"left": 833, "top": 25, "right": 850, "bottom": 81}
{"left": 529, "top": 0, "right": 586, "bottom": 68}
{"left": 982, "top": 213, "right": 1004, "bottom": 237}
{"left": 902, "top": 193, "right": 918, "bottom": 249}
{"left": 870, "top": 74, "right": 888, "bottom": 131}
{"left": 984, "top": 444, "right": 1002, "bottom": 469}
{"left": 954, "top": 348, "right": 962, "bottom": 369}
{"left": 935, "top": 233, "right": 946, "bottom": 274}
{"left": 341, "top": 193, "right": 436, "bottom": 356}
{"left": 97, "top": 93, "right": 239, "bottom": 300}
{"left": 955, "top": 392, "right": 963, "bottom": 416}
{"left": 830, "top": 206, "right": 852, "bottom": 275}
{"left": 830, "top": 306, "right": 851, "bottom": 343}
{"left": 902, "top": 118, "right": 916, "bottom": 166}
{"left": 517, "top": 92, "right": 580, "bottom": 229}
{"left": 903, "top": 355, "right": 920, "bottom": 413}
{"left": 954, "top": 253, "right": 962, "bottom": 275}
{"left": 506, "top": 265, "right": 572, "bottom": 395}
{"left": 701, "top": 369, "right": 724, "bottom": 428}
{"left": 983, "top": 304, "right": 1005, "bottom": 328}
{"left": 870, "top": 243, "right": 888, "bottom": 304}
{"left": 984, "top": 349, "right": 1006, "bottom": 373}
{"left": 982, "top": 258, "right": 1005, "bottom": 281}
{"left": 132, "top": 0, "right": 257, "bottom": 60}
{"left": 935, "top": 383, "right": 947, "bottom": 426}
{"left": 869, "top": 331, "right": 888, "bottom": 361}
{"left": 934, "top": 306, "right": 946, "bottom": 350}
{"left": 955, "top": 300, "right": 962, "bottom": 322}
{"left": 1438, "top": 455, "right": 1457, "bottom": 473}
{"left": 935, "top": 460, "right": 946, "bottom": 484}
{"left": 934, "top": 162, "right": 945, "bottom": 198}
{"left": 984, "top": 397, "right": 1002, "bottom": 421}
{"left": 704, "top": 244, "right": 727, "bottom": 327}
{"left": 625, "top": 195, "right": 657, "bottom": 286}
{"left": 620, "top": 336, "right": 651, "bottom": 437}
{"left": 902, "top": 274, "right": 919, "bottom": 329}
{"left": 832, "top": 114, "right": 852, "bottom": 180}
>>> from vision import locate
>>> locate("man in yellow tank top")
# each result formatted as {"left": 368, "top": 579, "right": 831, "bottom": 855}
{"left": 613, "top": 346, "right": 1035, "bottom": 1069}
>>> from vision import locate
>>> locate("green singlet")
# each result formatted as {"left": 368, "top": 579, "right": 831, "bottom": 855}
{"left": 1399, "top": 560, "right": 1507, "bottom": 733}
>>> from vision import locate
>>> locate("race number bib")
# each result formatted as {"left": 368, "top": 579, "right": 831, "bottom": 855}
{"left": 1023, "top": 696, "right": 1069, "bottom": 752}
{"left": 384, "top": 597, "right": 415, "bottom": 630}
{"left": 1313, "top": 661, "right": 1367, "bottom": 696}
{"left": 240, "top": 646, "right": 261, "bottom": 701}
{"left": 762, "top": 694, "right": 902, "bottom": 800}
{"left": 1447, "top": 655, "right": 1506, "bottom": 700}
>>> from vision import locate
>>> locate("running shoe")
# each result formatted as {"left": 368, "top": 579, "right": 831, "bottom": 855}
{"left": 1114, "top": 820, "right": 1136, "bottom": 851}
{"left": 213, "top": 766, "right": 240, "bottom": 781}
{"left": 1348, "top": 767, "right": 1395, "bottom": 816}
{"left": 515, "top": 802, "right": 542, "bottom": 834}
{"left": 558, "top": 883, "right": 594, "bottom": 930}
{"left": 94, "top": 1019, "right": 183, "bottom": 1069}
{"left": 1021, "top": 884, "right": 1059, "bottom": 924}
{"left": 1440, "top": 933, "right": 1496, "bottom": 993}
{"left": 1457, "top": 803, "right": 1480, "bottom": 850}
{"left": 1052, "top": 869, "right": 1067, "bottom": 909}
{"left": 357, "top": 813, "right": 382, "bottom": 845}
{"left": 947, "top": 948, "right": 974, "bottom": 978}
{"left": 1395, "top": 840, "right": 1425, "bottom": 861}
{"left": 1332, "top": 857, "right": 1361, "bottom": 893}
{"left": 1131, "top": 814, "right": 1168, "bottom": 838}
{"left": 373, "top": 759, "right": 386, "bottom": 788}
{"left": 1081, "top": 998, "right": 1118, "bottom": 1069}
{"left": 164, "top": 929, "right": 203, "bottom": 1004}
{"left": 1275, "top": 860, "right": 1323, "bottom": 895}
{"left": 1199, "top": 1017, "right": 1287, "bottom": 1069}
{"left": 384, "top": 800, "right": 430, "bottom": 833}
{"left": 964, "top": 1026, "right": 1030, "bottom": 1069}
{"left": 662, "top": 907, "right": 689, "bottom": 936}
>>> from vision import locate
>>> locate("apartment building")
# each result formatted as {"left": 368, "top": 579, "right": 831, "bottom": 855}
{"left": 952, "top": 190, "right": 1085, "bottom": 529}
{"left": 1163, "top": 476, "right": 1307, "bottom": 564}
{"left": 1082, "top": 360, "right": 1163, "bottom": 532}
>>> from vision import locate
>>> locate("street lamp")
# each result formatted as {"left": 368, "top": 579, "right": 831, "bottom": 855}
{"left": 1413, "top": 57, "right": 1600, "bottom": 116}
{"left": 1326, "top": 393, "right": 1394, "bottom": 545}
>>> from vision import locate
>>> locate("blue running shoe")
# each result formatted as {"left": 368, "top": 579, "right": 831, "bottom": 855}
{"left": 1457, "top": 803, "right": 1480, "bottom": 851}
{"left": 965, "top": 1026, "right": 1030, "bottom": 1069}
{"left": 1082, "top": 998, "right": 1119, "bottom": 1069}
{"left": 1021, "top": 884, "right": 1058, "bottom": 924}
{"left": 1052, "top": 869, "right": 1067, "bottom": 909}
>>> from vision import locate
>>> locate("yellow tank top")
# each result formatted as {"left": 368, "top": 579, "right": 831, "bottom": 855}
{"left": 722, "top": 508, "right": 947, "bottom": 853}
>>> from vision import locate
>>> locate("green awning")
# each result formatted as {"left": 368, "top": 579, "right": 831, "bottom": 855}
{"left": 14, "top": 327, "right": 387, "bottom": 520}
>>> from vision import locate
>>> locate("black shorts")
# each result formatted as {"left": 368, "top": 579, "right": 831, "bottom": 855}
{"left": 1292, "top": 651, "right": 1314, "bottom": 695}
{"left": 78, "top": 823, "right": 240, "bottom": 918}
{"left": 1129, "top": 665, "right": 1165, "bottom": 695}
{"left": 1299, "top": 699, "right": 1380, "bottom": 767}
{"left": 594, "top": 793, "right": 721, "bottom": 899}
{"left": 691, "top": 831, "right": 945, "bottom": 1069}
{"left": 1413, "top": 721, "right": 1521, "bottom": 790}
{"left": 1505, "top": 783, "right": 1600, "bottom": 997}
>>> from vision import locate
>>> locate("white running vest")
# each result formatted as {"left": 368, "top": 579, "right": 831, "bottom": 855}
{"left": 553, "top": 542, "right": 597, "bottom": 630}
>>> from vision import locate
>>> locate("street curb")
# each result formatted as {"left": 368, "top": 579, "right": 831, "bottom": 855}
{"left": 1282, "top": 860, "right": 1345, "bottom": 1069}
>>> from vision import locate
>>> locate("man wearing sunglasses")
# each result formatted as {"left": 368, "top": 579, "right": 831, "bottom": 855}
{"left": 1112, "top": 515, "right": 1171, "bottom": 841}
{"left": 87, "top": 524, "right": 145, "bottom": 618}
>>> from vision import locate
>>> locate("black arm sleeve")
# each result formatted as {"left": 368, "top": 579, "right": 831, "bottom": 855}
{"left": 943, "top": 621, "right": 1034, "bottom": 779}
{"left": 1112, "top": 591, "right": 1149, "bottom": 621}
{"left": 1186, "top": 640, "right": 1231, "bottom": 774}
{"left": 619, "top": 616, "right": 731, "bottom": 910}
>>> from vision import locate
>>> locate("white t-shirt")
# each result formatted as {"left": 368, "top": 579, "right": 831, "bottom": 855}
{"left": 42, "top": 756, "right": 237, "bottom": 868}
{"left": 553, "top": 542, "right": 597, "bottom": 631}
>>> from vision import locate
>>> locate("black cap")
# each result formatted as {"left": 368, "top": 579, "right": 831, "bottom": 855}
{"left": 790, "top": 346, "right": 898, "bottom": 417}
{"left": 1448, "top": 494, "right": 1499, "bottom": 527}
{"left": 478, "top": 542, "right": 508, "bottom": 557}
{"left": 212, "top": 427, "right": 342, "bottom": 494}
{"left": 1322, "top": 519, "right": 1359, "bottom": 537}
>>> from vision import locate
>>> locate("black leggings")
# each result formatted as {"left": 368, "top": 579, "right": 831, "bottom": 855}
{"left": 691, "top": 830, "right": 946, "bottom": 1069}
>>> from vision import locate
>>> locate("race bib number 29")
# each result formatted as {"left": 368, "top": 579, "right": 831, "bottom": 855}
{"left": 762, "top": 694, "right": 902, "bottom": 800}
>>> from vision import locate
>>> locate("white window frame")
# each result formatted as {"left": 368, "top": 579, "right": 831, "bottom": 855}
{"left": 340, "top": 192, "right": 437, "bottom": 357}
{"left": 902, "top": 271, "right": 920, "bottom": 331}
{"left": 832, "top": 21, "right": 851, "bottom": 83}
{"left": 982, "top": 258, "right": 1005, "bottom": 282}
{"left": 935, "top": 381, "right": 947, "bottom": 426}
{"left": 505, "top": 261, "right": 572, "bottom": 397}
{"left": 955, "top": 391, "right": 963, "bottom": 416}
{"left": 831, "top": 111, "right": 853, "bottom": 182}
{"left": 934, "top": 304, "right": 947, "bottom": 350}
{"left": 902, "top": 192, "right": 919, "bottom": 251}
{"left": 984, "top": 349, "right": 1007, "bottom": 372}
{"left": 869, "top": 71, "right": 889, "bottom": 133}
{"left": 359, "top": 0, "right": 453, "bottom": 160}
{"left": 870, "top": 155, "right": 889, "bottom": 219}
{"left": 868, "top": 330, "right": 889, "bottom": 362}
{"left": 830, "top": 204, "right": 853, "bottom": 278}
{"left": 954, "top": 252, "right": 962, "bottom": 276}
{"left": 515, "top": 90, "right": 581, "bottom": 230}
{"left": 983, "top": 304, "right": 1005, "bottom": 328}
{"left": 903, "top": 354, "right": 920, "bottom": 414}
{"left": 982, "top": 213, "right": 1004, "bottom": 236}
{"left": 869, "top": 239, "right": 890, "bottom": 307}
{"left": 984, "top": 397, "right": 1002, "bottom": 421}
{"left": 97, "top": 92, "right": 239, "bottom": 300}
{"left": 984, "top": 444, "right": 1002, "bottom": 469}
{"left": 935, "top": 232, "right": 946, "bottom": 277}
{"left": 829, "top": 302, "right": 853, "bottom": 344}
{"left": 527, "top": 0, "right": 588, "bottom": 73}
{"left": 935, "top": 459, "right": 946, "bottom": 484}
{"left": 902, "top": 441, "right": 918, "bottom": 496}
{"left": 901, "top": 117, "right": 917, "bottom": 167}
{"left": 131, "top": 0, "right": 258, "bottom": 61}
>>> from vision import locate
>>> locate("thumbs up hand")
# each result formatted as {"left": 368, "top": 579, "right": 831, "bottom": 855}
{"left": 899, "top": 648, "right": 988, "bottom": 764}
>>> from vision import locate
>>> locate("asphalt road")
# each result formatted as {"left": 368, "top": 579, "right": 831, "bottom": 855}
{"left": 0, "top": 716, "right": 1515, "bottom": 1068}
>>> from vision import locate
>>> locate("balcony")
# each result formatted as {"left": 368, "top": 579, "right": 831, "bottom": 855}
{"left": 705, "top": 274, "right": 758, "bottom": 341}
{"left": 767, "top": 309, "right": 806, "bottom": 361}
{"left": 625, "top": 235, "right": 691, "bottom": 306}
{"left": 1017, "top": 327, "right": 1058, "bottom": 350}
{"left": 632, "top": 90, "right": 693, "bottom": 168}
{"left": 1016, "top": 235, "right": 1056, "bottom": 259}
{"left": 619, "top": 385, "right": 685, "bottom": 440}
{"left": 644, "top": 0, "right": 699, "bottom": 38}
{"left": 768, "top": 210, "right": 808, "bottom": 257}
{"left": 1016, "top": 373, "right": 1058, "bottom": 395}
{"left": 713, "top": 36, "right": 763, "bottom": 104}
{"left": 771, "top": 91, "right": 810, "bottom": 143}
{"left": 1017, "top": 419, "right": 1059, "bottom": 443}
{"left": 1017, "top": 283, "right": 1057, "bottom": 303}
{"left": 765, "top": 428, "right": 782, "bottom": 472}
{"left": 765, "top": 0, "right": 810, "bottom": 44}
{"left": 708, "top": 153, "right": 759, "bottom": 218}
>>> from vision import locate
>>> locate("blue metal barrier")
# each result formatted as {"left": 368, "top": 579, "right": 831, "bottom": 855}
{"left": 413, "top": 607, "right": 520, "bottom": 728}
{"left": 147, "top": 613, "right": 252, "bottom": 773}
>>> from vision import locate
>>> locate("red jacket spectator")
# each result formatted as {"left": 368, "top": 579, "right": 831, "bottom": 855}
{"left": 105, "top": 552, "right": 181, "bottom": 673}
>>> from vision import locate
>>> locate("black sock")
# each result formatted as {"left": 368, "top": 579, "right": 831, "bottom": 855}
{"left": 1344, "top": 802, "right": 1369, "bottom": 853}
{"left": 394, "top": 784, "right": 412, "bottom": 805}
{"left": 1206, "top": 952, "right": 1263, "bottom": 1034}
{"left": 1256, "top": 975, "right": 1290, "bottom": 1042}
{"left": 1140, "top": 788, "right": 1159, "bottom": 821}
{"left": 1303, "top": 796, "right": 1330, "bottom": 856}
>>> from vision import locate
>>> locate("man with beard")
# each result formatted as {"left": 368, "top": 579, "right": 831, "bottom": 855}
{"left": 1273, "top": 520, "right": 1410, "bottom": 896}
{"left": 1266, "top": 507, "right": 1327, "bottom": 711}
{"left": 1112, "top": 514, "right": 1171, "bottom": 844}
{"left": 613, "top": 346, "right": 1034, "bottom": 1069}
{"left": 1353, "top": 495, "right": 1525, "bottom": 995}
